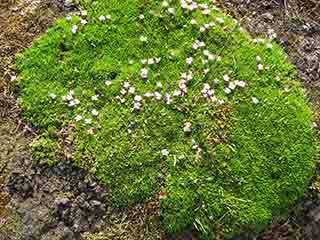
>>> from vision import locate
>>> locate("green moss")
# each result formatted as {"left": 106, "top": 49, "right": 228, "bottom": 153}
{"left": 31, "top": 134, "right": 60, "bottom": 166}
{"left": 16, "top": 0, "right": 315, "bottom": 238}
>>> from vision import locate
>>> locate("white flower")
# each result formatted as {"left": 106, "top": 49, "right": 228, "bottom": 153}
{"left": 224, "top": 88, "right": 232, "bottom": 94}
{"left": 80, "top": 19, "right": 88, "bottom": 25}
{"left": 161, "top": 149, "right": 169, "bottom": 156}
{"left": 216, "top": 17, "right": 224, "bottom": 24}
{"left": 162, "top": 1, "right": 169, "bottom": 7}
{"left": 183, "top": 122, "right": 192, "bottom": 133}
{"left": 123, "top": 82, "right": 130, "bottom": 89}
{"left": 84, "top": 118, "right": 92, "bottom": 125}
{"left": 91, "top": 95, "right": 98, "bottom": 101}
{"left": 120, "top": 89, "right": 127, "bottom": 95}
{"left": 66, "top": 95, "right": 73, "bottom": 101}
{"left": 74, "top": 99, "right": 80, "bottom": 105}
{"left": 144, "top": 92, "right": 154, "bottom": 98}
{"left": 203, "top": 83, "right": 211, "bottom": 90}
{"left": 190, "top": 19, "right": 197, "bottom": 25}
{"left": 75, "top": 115, "right": 83, "bottom": 122}
{"left": 10, "top": 75, "right": 17, "bottom": 82}
{"left": 207, "top": 54, "right": 215, "bottom": 61}
{"left": 62, "top": 96, "right": 67, "bottom": 101}
{"left": 148, "top": 58, "right": 155, "bottom": 65}
{"left": 256, "top": 55, "right": 262, "bottom": 62}
{"left": 202, "top": 9, "right": 210, "bottom": 15}
{"left": 173, "top": 90, "right": 182, "bottom": 96}
{"left": 168, "top": 7, "right": 175, "bottom": 14}
{"left": 99, "top": 15, "right": 106, "bottom": 21}
{"left": 229, "top": 82, "right": 236, "bottom": 90}
{"left": 203, "top": 50, "right": 210, "bottom": 56}
{"left": 134, "top": 95, "right": 142, "bottom": 102}
{"left": 199, "top": 41, "right": 205, "bottom": 47}
{"left": 252, "top": 97, "right": 259, "bottom": 104}
{"left": 223, "top": 74, "right": 230, "bottom": 82}
{"left": 154, "top": 92, "right": 162, "bottom": 100}
{"left": 105, "top": 80, "right": 112, "bottom": 86}
{"left": 91, "top": 109, "right": 99, "bottom": 116}
{"left": 267, "top": 43, "right": 273, "bottom": 49}
{"left": 71, "top": 25, "right": 78, "bottom": 34}
{"left": 80, "top": 10, "right": 87, "bottom": 16}
{"left": 218, "top": 99, "right": 225, "bottom": 105}
{"left": 207, "top": 89, "right": 214, "bottom": 96}
{"left": 106, "top": 15, "right": 111, "bottom": 20}
{"left": 192, "top": 43, "right": 199, "bottom": 49}
{"left": 156, "top": 82, "right": 163, "bottom": 88}
{"left": 257, "top": 64, "right": 264, "bottom": 71}
{"left": 186, "top": 57, "right": 193, "bottom": 65}
{"left": 139, "top": 14, "right": 145, "bottom": 19}
{"left": 235, "top": 80, "right": 246, "bottom": 88}
{"left": 134, "top": 102, "right": 142, "bottom": 110}
{"left": 68, "top": 100, "right": 76, "bottom": 107}
{"left": 140, "top": 68, "right": 149, "bottom": 78}
{"left": 140, "top": 36, "right": 148, "bottom": 42}
{"left": 66, "top": 16, "right": 72, "bottom": 21}
{"left": 165, "top": 93, "right": 172, "bottom": 104}
{"left": 128, "top": 87, "right": 135, "bottom": 94}
{"left": 155, "top": 57, "right": 161, "bottom": 63}
{"left": 49, "top": 93, "right": 57, "bottom": 99}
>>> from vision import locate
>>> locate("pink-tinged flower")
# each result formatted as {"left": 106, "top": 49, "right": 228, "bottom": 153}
{"left": 235, "top": 80, "right": 246, "bottom": 88}
{"left": 144, "top": 92, "right": 154, "bottom": 98}
{"left": 186, "top": 57, "right": 193, "bottom": 65}
{"left": 223, "top": 74, "right": 230, "bottom": 82}
{"left": 71, "top": 25, "right": 78, "bottom": 34}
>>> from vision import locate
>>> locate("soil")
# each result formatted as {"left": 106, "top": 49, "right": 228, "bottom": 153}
{"left": 1, "top": 0, "right": 320, "bottom": 239}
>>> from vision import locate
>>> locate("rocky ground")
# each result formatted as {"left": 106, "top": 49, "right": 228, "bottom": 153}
{"left": 1, "top": 0, "right": 320, "bottom": 239}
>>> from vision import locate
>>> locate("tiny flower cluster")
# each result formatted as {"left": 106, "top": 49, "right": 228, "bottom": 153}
{"left": 173, "top": 71, "right": 193, "bottom": 97}
{"left": 133, "top": 95, "right": 143, "bottom": 110}
{"left": 62, "top": 90, "right": 80, "bottom": 107}
{"left": 141, "top": 57, "right": 161, "bottom": 65}
{"left": 223, "top": 75, "right": 246, "bottom": 94}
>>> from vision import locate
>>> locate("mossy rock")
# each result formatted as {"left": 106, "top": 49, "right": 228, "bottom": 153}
{"left": 16, "top": 0, "right": 315, "bottom": 238}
